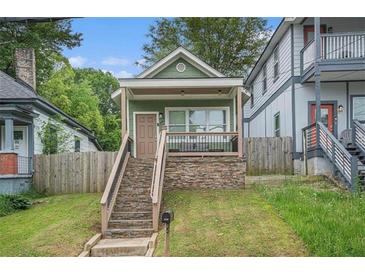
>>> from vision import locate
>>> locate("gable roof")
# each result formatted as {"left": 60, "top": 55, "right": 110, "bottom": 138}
{"left": 0, "top": 70, "right": 102, "bottom": 150}
{"left": 136, "top": 46, "right": 225, "bottom": 78}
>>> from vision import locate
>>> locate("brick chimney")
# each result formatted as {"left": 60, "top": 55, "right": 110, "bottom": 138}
{"left": 14, "top": 48, "right": 36, "bottom": 91}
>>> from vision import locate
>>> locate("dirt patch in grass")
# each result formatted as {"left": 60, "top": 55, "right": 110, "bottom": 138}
{"left": 155, "top": 189, "right": 308, "bottom": 256}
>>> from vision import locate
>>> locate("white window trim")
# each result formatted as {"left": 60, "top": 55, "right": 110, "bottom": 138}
{"left": 274, "top": 111, "right": 280, "bottom": 137}
{"left": 165, "top": 106, "right": 231, "bottom": 133}
{"left": 273, "top": 46, "right": 280, "bottom": 82}
{"left": 133, "top": 111, "right": 160, "bottom": 158}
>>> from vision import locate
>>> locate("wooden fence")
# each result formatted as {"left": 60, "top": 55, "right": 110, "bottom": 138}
{"left": 33, "top": 137, "right": 293, "bottom": 194}
{"left": 33, "top": 151, "right": 117, "bottom": 194}
{"left": 244, "top": 137, "right": 293, "bottom": 175}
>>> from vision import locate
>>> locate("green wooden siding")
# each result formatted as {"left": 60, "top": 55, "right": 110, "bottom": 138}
{"left": 128, "top": 99, "right": 235, "bottom": 154}
{"left": 153, "top": 58, "right": 209, "bottom": 78}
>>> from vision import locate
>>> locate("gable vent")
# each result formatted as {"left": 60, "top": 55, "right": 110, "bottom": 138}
{"left": 176, "top": 62, "right": 186, "bottom": 73}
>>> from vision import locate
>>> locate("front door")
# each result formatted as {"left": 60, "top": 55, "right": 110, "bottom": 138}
{"left": 303, "top": 25, "right": 326, "bottom": 45}
{"left": 310, "top": 104, "right": 335, "bottom": 133}
{"left": 136, "top": 114, "right": 157, "bottom": 159}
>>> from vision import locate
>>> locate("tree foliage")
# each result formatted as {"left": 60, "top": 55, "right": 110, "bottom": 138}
{"left": 38, "top": 61, "right": 105, "bottom": 140}
{"left": 0, "top": 19, "right": 82, "bottom": 85}
{"left": 140, "top": 17, "right": 270, "bottom": 77}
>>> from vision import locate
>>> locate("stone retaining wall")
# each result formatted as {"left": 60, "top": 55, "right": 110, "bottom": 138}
{"left": 164, "top": 157, "right": 246, "bottom": 190}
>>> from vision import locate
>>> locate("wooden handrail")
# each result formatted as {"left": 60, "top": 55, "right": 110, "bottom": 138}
{"left": 150, "top": 130, "right": 167, "bottom": 231}
{"left": 100, "top": 133, "right": 131, "bottom": 235}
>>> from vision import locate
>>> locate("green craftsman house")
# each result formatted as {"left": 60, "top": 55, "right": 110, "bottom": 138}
{"left": 111, "top": 47, "right": 249, "bottom": 158}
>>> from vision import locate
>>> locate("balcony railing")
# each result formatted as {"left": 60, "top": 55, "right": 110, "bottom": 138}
{"left": 166, "top": 132, "right": 239, "bottom": 156}
{"left": 300, "top": 32, "right": 365, "bottom": 74}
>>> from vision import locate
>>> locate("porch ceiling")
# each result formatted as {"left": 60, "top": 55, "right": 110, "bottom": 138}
{"left": 305, "top": 70, "right": 365, "bottom": 82}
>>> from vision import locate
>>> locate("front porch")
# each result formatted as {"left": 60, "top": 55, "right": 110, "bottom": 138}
{"left": 113, "top": 78, "right": 248, "bottom": 159}
{"left": 0, "top": 105, "right": 36, "bottom": 194}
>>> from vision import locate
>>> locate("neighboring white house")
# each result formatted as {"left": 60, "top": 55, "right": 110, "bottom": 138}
{"left": 244, "top": 17, "right": 365, "bottom": 189}
{"left": 0, "top": 48, "right": 101, "bottom": 194}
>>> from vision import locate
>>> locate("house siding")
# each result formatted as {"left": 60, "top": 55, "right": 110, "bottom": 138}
{"left": 33, "top": 108, "right": 98, "bottom": 154}
{"left": 153, "top": 57, "right": 209, "bottom": 78}
{"left": 294, "top": 81, "right": 365, "bottom": 152}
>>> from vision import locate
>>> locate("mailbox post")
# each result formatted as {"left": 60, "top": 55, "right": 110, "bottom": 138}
{"left": 161, "top": 210, "right": 174, "bottom": 256}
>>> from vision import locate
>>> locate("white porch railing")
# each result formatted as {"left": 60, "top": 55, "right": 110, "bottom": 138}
{"left": 353, "top": 120, "right": 365, "bottom": 154}
{"left": 300, "top": 32, "right": 365, "bottom": 74}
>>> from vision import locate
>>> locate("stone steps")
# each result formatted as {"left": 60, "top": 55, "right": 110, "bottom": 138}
{"left": 108, "top": 219, "right": 153, "bottom": 229}
{"left": 91, "top": 238, "right": 150, "bottom": 256}
{"left": 106, "top": 157, "right": 154, "bottom": 240}
{"left": 111, "top": 211, "right": 152, "bottom": 220}
{"left": 105, "top": 228, "right": 154, "bottom": 239}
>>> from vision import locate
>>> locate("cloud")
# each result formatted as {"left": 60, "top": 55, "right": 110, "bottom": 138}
{"left": 68, "top": 56, "right": 87, "bottom": 67}
{"left": 102, "top": 69, "right": 133, "bottom": 78}
{"left": 101, "top": 57, "right": 130, "bottom": 66}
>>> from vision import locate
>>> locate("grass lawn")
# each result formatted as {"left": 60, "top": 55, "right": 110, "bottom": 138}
{"left": 155, "top": 178, "right": 365, "bottom": 257}
{"left": 0, "top": 193, "right": 100, "bottom": 256}
{"left": 258, "top": 180, "right": 365, "bottom": 256}
{"left": 155, "top": 189, "right": 308, "bottom": 256}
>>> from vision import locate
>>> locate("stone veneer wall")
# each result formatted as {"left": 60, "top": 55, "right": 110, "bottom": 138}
{"left": 164, "top": 157, "right": 246, "bottom": 190}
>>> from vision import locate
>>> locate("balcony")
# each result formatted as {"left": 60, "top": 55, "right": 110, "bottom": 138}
{"left": 300, "top": 32, "right": 365, "bottom": 81}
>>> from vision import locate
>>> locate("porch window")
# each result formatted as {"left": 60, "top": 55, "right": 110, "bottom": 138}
{"left": 353, "top": 97, "right": 365, "bottom": 122}
{"left": 262, "top": 64, "right": 267, "bottom": 94}
{"left": 273, "top": 46, "right": 279, "bottom": 82}
{"left": 167, "top": 108, "right": 228, "bottom": 132}
{"left": 168, "top": 111, "right": 186, "bottom": 132}
{"left": 274, "top": 112, "right": 280, "bottom": 137}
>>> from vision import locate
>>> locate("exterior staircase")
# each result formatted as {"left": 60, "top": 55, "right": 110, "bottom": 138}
{"left": 345, "top": 144, "right": 365, "bottom": 188}
{"left": 91, "top": 157, "right": 155, "bottom": 256}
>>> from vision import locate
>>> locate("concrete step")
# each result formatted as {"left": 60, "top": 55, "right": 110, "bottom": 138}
{"left": 91, "top": 238, "right": 150, "bottom": 256}
{"left": 108, "top": 219, "right": 153, "bottom": 229}
{"left": 111, "top": 211, "right": 152, "bottom": 220}
{"left": 105, "top": 228, "right": 154, "bottom": 238}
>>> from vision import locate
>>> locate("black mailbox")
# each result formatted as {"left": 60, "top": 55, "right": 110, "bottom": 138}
{"left": 161, "top": 210, "right": 174, "bottom": 224}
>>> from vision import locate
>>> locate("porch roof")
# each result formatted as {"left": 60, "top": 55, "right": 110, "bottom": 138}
{"left": 112, "top": 77, "right": 248, "bottom": 102}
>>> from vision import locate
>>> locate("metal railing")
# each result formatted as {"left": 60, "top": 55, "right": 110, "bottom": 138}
{"left": 303, "top": 122, "right": 357, "bottom": 190}
{"left": 353, "top": 120, "right": 365, "bottom": 154}
{"left": 100, "top": 133, "right": 132, "bottom": 235}
{"left": 166, "top": 132, "right": 239, "bottom": 156}
{"left": 300, "top": 32, "right": 365, "bottom": 74}
{"left": 17, "top": 156, "right": 33, "bottom": 174}
{"left": 150, "top": 129, "right": 167, "bottom": 231}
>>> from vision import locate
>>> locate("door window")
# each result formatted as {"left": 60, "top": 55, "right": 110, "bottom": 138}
{"left": 311, "top": 104, "right": 334, "bottom": 132}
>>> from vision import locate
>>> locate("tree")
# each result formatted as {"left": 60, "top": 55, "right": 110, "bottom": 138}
{"left": 140, "top": 18, "right": 270, "bottom": 77}
{"left": 0, "top": 19, "right": 82, "bottom": 85}
{"left": 74, "top": 68, "right": 121, "bottom": 151}
{"left": 38, "top": 61, "right": 105, "bottom": 140}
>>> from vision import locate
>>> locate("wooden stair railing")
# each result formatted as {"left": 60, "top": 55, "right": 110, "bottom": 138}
{"left": 150, "top": 129, "right": 168, "bottom": 232}
{"left": 100, "top": 133, "right": 131, "bottom": 235}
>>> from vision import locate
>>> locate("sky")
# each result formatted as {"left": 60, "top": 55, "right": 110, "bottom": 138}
{"left": 62, "top": 17, "right": 282, "bottom": 78}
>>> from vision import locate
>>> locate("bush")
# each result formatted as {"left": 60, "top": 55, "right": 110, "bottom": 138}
{"left": 0, "top": 195, "right": 32, "bottom": 217}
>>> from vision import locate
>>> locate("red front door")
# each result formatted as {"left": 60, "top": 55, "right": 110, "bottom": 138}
{"left": 310, "top": 104, "right": 334, "bottom": 133}
{"left": 303, "top": 25, "right": 326, "bottom": 45}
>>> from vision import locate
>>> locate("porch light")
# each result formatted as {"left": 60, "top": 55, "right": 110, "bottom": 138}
{"left": 181, "top": 90, "right": 185, "bottom": 96}
{"left": 218, "top": 89, "right": 222, "bottom": 95}
{"left": 337, "top": 105, "right": 344, "bottom": 113}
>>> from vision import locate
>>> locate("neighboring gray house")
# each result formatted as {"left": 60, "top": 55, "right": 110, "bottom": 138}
{"left": 244, "top": 17, "right": 365, "bottom": 189}
{"left": 0, "top": 49, "right": 101, "bottom": 194}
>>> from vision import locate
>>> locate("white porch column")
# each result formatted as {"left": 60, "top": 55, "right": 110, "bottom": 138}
{"left": 4, "top": 118, "right": 14, "bottom": 151}
{"left": 237, "top": 87, "right": 243, "bottom": 158}
{"left": 120, "top": 87, "right": 127, "bottom": 138}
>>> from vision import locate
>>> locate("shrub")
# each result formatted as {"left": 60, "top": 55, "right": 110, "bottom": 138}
{"left": 0, "top": 195, "right": 32, "bottom": 217}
